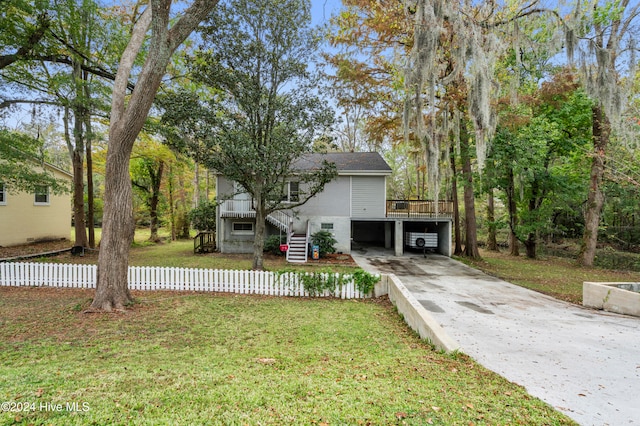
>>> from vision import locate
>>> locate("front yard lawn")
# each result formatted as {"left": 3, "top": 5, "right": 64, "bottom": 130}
{"left": 0, "top": 287, "right": 575, "bottom": 425}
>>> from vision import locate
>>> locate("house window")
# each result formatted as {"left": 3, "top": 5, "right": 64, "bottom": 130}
{"left": 232, "top": 222, "right": 254, "bottom": 234}
{"left": 282, "top": 181, "right": 299, "bottom": 202}
{"left": 0, "top": 183, "right": 6, "bottom": 205}
{"left": 321, "top": 223, "right": 334, "bottom": 231}
{"left": 34, "top": 186, "right": 50, "bottom": 205}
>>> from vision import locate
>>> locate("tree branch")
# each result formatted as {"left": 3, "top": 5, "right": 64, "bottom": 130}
{"left": 0, "top": 98, "right": 60, "bottom": 109}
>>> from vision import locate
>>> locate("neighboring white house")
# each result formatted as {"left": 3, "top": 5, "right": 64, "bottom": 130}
{"left": 215, "top": 152, "right": 453, "bottom": 262}
{"left": 0, "top": 163, "right": 72, "bottom": 247}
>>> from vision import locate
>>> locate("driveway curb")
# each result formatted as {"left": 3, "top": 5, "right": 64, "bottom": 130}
{"left": 376, "top": 274, "right": 460, "bottom": 353}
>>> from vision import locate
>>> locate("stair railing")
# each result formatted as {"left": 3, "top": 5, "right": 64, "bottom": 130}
{"left": 304, "top": 220, "right": 310, "bottom": 262}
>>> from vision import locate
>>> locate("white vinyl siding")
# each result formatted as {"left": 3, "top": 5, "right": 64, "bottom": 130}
{"left": 351, "top": 176, "right": 385, "bottom": 218}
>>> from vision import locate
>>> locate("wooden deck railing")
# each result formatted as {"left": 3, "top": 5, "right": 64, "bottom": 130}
{"left": 219, "top": 199, "right": 254, "bottom": 217}
{"left": 220, "top": 198, "right": 454, "bottom": 219}
{"left": 194, "top": 232, "right": 216, "bottom": 254}
{"left": 386, "top": 200, "right": 454, "bottom": 218}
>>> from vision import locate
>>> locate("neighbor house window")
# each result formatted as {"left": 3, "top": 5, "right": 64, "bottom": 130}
{"left": 0, "top": 183, "right": 6, "bottom": 205}
{"left": 34, "top": 185, "right": 50, "bottom": 205}
{"left": 282, "top": 181, "right": 299, "bottom": 202}
{"left": 232, "top": 222, "right": 254, "bottom": 234}
{"left": 321, "top": 223, "right": 334, "bottom": 231}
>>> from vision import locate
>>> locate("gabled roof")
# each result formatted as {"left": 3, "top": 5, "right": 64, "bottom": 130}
{"left": 293, "top": 152, "right": 392, "bottom": 175}
{"left": 43, "top": 161, "right": 73, "bottom": 179}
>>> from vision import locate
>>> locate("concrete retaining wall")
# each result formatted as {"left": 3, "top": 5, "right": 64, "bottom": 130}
{"left": 583, "top": 281, "right": 640, "bottom": 317}
{"left": 375, "top": 274, "right": 459, "bottom": 353}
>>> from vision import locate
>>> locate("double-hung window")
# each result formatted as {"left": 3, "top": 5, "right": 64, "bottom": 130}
{"left": 282, "top": 181, "right": 299, "bottom": 203}
{"left": 34, "top": 185, "right": 50, "bottom": 205}
{"left": 0, "top": 183, "right": 6, "bottom": 205}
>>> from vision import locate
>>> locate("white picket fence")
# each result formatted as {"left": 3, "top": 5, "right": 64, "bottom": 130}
{"left": 0, "top": 262, "right": 370, "bottom": 299}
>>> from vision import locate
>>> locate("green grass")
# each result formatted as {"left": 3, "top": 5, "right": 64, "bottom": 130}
{"left": 63, "top": 227, "right": 359, "bottom": 273}
{"left": 0, "top": 288, "right": 575, "bottom": 425}
{"left": 461, "top": 249, "right": 640, "bottom": 304}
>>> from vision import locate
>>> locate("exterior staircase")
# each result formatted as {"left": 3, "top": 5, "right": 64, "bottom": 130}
{"left": 286, "top": 234, "right": 307, "bottom": 263}
{"left": 267, "top": 211, "right": 308, "bottom": 263}
{"left": 266, "top": 211, "right": 289, "bottom": 232}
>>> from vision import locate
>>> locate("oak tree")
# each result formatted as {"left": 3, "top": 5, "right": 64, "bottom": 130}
{"left": 89, "top": 0, "right": 219, "bottom": 312}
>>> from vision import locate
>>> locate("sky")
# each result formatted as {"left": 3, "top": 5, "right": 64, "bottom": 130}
{"left": 311, "top": 0, "right": 343, "bottom": 27}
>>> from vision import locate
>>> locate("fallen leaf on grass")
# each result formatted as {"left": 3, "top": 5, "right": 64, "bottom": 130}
{"left": 257, "top": 358, "right": 276, "bottom": 365}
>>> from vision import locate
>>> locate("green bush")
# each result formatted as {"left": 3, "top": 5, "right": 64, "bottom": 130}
{"left": 188, "top": 200, "right": 216, "bottom": 232}
{"left": 352, "top": 269, "right": 381, "bottom": 294}
{"left": 264, "top": 234, "right": 287, "bottom": 256}
{"left": 310, "top": 230, "right": 337, "bottom": 257}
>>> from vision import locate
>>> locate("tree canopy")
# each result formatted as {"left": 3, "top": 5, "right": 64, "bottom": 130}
{"left": 180, "top": 0, "right": 338, "bottom": 270}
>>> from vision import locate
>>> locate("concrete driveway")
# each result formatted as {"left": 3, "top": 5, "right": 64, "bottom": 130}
{"left": 351, "top": 248, "right": 640, "bottom": 426}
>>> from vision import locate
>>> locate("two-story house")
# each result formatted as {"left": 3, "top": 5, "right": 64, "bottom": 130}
{"left": 215, "top": 152, "right": 452, "bottom": 262}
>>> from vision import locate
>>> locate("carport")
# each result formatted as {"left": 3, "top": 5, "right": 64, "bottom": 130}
{"left": 351, "top": 217, "right": 452, "bottom": 257}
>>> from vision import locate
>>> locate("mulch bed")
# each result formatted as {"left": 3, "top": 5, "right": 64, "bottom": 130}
{"left": 0, "top": 239, "right": 73, "bottom": 260}
{"left": 303, "top": 253, "right": 358, "bottom": 266}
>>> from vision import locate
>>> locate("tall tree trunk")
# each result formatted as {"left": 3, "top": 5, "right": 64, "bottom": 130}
{"left": 85, "top": 126, "right": 95, "bottom": 248}
{"left": 84, "top": 76, "right": 96, "bottom": 249}
{"left": 206, "top": 167, "right": 210, "bottom": 201}
{"left": 486, "top": 189, "right": 498, "bottom": 251}
{"left": 578, "top": 105, "right": 609, "bottom": 266}
{"left": 253, "top": 187, "right": 266, "bottom": 270}
{"left": 193, "top": 161, "right": 200, "bottom": 207}
{"left": 71, "top": 147, "right": 87, "bottom": 248}
{"left": 449, "top": 145, "right": 462, "bottom": 255}
{"left": 90, "top": 0, "right": 219, "bottom": 311}
{"left": 506, "top": 167, "right": 519, "bottom": 256}
{"left": 459, "top": 120, "right": 480, "bottom": 259}
{"left": 524, "top": 182, "right": 541, "bottom": 259}
{"left": 63, "top": 104, "right": 87, "bottom": 248}
{"left": 415, "top": 154, "right": 421, "bottom": 199}
{"left": 73, "top": 61, "right": 88, "bottom": 248}
{"left": 177, "top": 172, "right": 190, "bottom": 239}
{"left": 92, "top": 134, "right": 136, "bottom": 310}
{"left": 148, "top": 161, "right": 164, "bottom": 242}
{"left": 168, "top": 164, "right": 177, "bottom": 241}
{"left": 524, "top": 233, "right": 536, "bottom": 258}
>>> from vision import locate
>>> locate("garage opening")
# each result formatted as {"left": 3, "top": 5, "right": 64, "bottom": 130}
{"left": 351, "top": 220, "right": 393, "bottom": 250}
{"left": 403, "top": 220, "right": 451, "bottom": 256}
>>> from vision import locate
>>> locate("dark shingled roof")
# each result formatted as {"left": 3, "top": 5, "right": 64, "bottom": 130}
{"left": 293, "top": 152, "right": 392, "bottom": 173}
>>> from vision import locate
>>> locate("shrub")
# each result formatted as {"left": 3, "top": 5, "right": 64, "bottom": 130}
{"left": 188, "top": 200, "right": 216, "bottom": 232}
{"left": 264, "top": 234, "right": 287, "bottom": 256}
{"left": 352, "top": 269, "right": 381, "bottom": 294}
{"left": 310, "top": 230, "right": 337, "bottom": 257}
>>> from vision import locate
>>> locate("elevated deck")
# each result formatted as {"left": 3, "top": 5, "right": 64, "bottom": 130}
{"left": 386, "top": 200, "right": 453, "bottom": 219}
{"left": 220, "top": 199, "right": 454, "bottom": 220}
